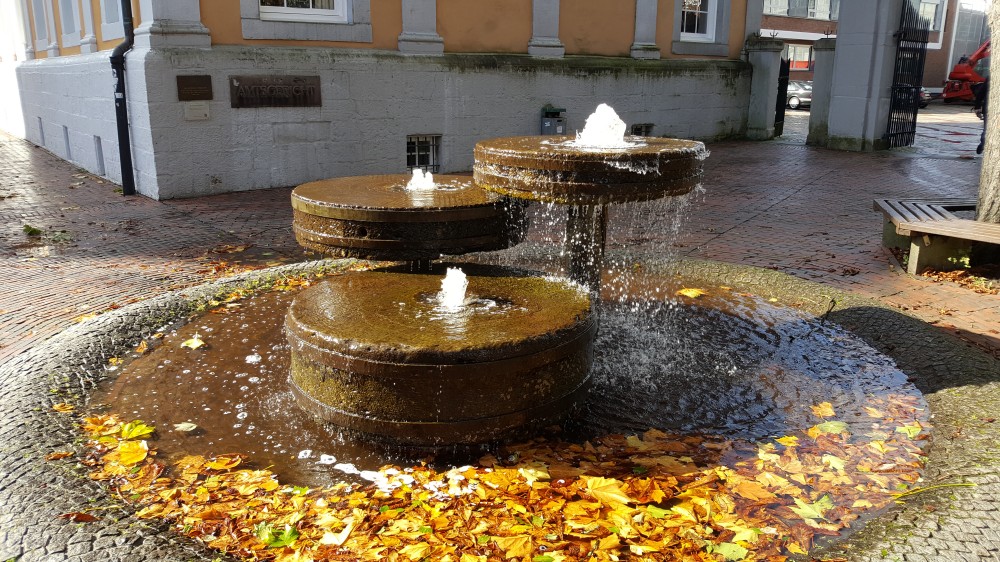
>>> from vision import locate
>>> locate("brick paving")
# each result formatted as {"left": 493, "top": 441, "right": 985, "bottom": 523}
{"left": 1, "top": 102, "right": 998, "bottom": 560}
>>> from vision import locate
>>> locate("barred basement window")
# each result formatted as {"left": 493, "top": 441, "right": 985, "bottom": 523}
{"left": 630, "top": 123, "right": 654, "bottom": 137}
{"left": 406, "top": 135, "right": 441, "bottom": 173}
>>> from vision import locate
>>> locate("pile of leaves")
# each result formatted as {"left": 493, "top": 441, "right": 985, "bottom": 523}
{"left": 73, "top": 395, "right": 928, "bottom": 562}
{"left": 921, "top": 264, "right": 999, "bottom": 295}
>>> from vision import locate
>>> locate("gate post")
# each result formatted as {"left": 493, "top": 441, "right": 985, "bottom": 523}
{"left": 746, "top": 36, "right": 784, "bottom": 141}
{"left": 807, "top": 38, "right": 837, "bottom": 147}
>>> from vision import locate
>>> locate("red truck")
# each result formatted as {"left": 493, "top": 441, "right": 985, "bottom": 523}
{"left": 942, "top": 39, "right": 990, "bottom": 103}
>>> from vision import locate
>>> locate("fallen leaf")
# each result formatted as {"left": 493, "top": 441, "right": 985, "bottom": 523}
{"left": 811, "top": 402, "right": 836, "bottom": 418}
{"left": 120, "top": 420, "right": 155, "bottom": 439}
{"left": 59, "top": 512, "right": 99, "bottom": 522}
{"left": 180, "top": 334, "right": 206, "bottom": 350}
{"left": 117, "top": 440, "right": 149, "bottom": 466}
{"left": 675, "top": 288, "right": 707, "bottom": 299}
{"left": 807, "top": 421, "right": 849, "bottom": 438}
{"left": 134, "top": 341, "right": 149, "bottom": 354}
{"left": 205, "top": 454, "right": 243, "bottom": 471}
{"left": 52, "top": 403, "right": 75, "bottom": 414}
{"left": 790, "top": 495, "right": 833, "bottom": 521}
{"left": 173, "top": 422, "right": 199, "bottom": 432}
{"left": 46, "top": 451, "right": 75, "bottom": 461}
{"left": 494, "top": 535, "right": 533, "bottom": 559}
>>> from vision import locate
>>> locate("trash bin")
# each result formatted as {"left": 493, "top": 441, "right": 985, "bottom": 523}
{"left": 541, "top": 105, "right": 566, "bottom": 135}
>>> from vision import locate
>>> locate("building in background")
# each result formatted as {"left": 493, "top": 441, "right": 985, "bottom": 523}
{"left": 760, "top": 0, "right": 988, "bottom": 93}
{"left": 0, "top": 1, "right": 763, "bottom": 200}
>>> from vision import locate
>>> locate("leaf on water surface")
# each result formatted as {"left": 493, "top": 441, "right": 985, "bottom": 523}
{"left": 811, "top": 402, "right": 836, "bottom": 418}
{"left": 173, "top": 422, "right": 199, "bottom": 433}
{"left": 52, "top": 403, "right": 74, "bottom": 414}
{"left": 116, "top": 440, "right": 148, "bottom": 466}
{"left": 134, "top": 341, "right": 149, "bottom": 354}
{"left": 180, "top": 333, "right": 206, "bottom": 350}
{"left": 896, "top": 422, "right": 923, "bottom": 439}
{"left": 120, "top": 420, "right": 155, "bottom": 440}
{"left": 789, "top": 495, "right": 833, "bottom": 521}
{"left": 807, "top": 421, "right": 849, "bottom": 438}
{"left": 675, "top": 287, "right": 707, "bottom": 299}
{"left": 822, "top": 454, "right": 846, "bottom": 472}
{"left": 775, "top": 435, "right": 799, "bottom": 448}
{"left": 205, "top": 453, "right": 243, "bottom": 471}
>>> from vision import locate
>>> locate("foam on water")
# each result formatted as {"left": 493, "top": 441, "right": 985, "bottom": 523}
{"left": 572, "top": 103, "right": 633, "bottom": 149}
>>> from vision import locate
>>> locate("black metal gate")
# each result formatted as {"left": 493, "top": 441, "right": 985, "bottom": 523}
{"left": 884, "top": 0, "right": 931, "bottom": 148}
{"left": 774, "top": 57, "right": 790, "bottom": 137}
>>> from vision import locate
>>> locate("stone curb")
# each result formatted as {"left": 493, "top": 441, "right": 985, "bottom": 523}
{"left": 0, "top": 257, "right": 996, "bottom": 561}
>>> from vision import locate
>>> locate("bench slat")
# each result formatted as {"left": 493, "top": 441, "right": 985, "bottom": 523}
{"left": 913, "top": 203, "right": 958, "bottom": 221}
{"left": 899, "top": 219, "right": 1000, "bottom": 245}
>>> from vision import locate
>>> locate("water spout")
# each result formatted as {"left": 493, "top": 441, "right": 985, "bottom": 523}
{"left": 439, "top": 267, "right": 468, "bottom": 311}
{"left": 573, "top": 103, "right": 630, "bottom": 149}
{"left": 405, "top": 168, "right": 436, "bottom": 191}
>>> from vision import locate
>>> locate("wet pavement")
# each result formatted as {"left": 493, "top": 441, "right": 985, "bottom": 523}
{"left": 1, "top": 101, "right": 998, "bottom": 561}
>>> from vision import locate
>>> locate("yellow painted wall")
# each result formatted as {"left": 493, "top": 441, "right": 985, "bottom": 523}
{"left": 656, "top": 0, "right": 748, "bottom": 59}
{"left": 202, "top": 0, "right": 401, "bottom": 50}
{"left": 438, "top": 0, "right": 531, "bottom": 53}
{"left": 561, "top": 0, "right": 635, "bottom": 57}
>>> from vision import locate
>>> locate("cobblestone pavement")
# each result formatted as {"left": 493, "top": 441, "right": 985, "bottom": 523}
{"left": 1, "top": 102, "right": 998, "bottom": 561}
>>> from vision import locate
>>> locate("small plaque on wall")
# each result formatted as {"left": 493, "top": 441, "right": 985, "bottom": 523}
{"left": 176, "top": 75, "right": 213, "bottom": 101}
{"left": 229, "top": 75, "right": 322, "bottom": 108}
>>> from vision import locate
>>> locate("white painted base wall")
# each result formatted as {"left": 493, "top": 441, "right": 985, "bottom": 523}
{"left": 7, "top": 46, "right": 751, "bottom": 200}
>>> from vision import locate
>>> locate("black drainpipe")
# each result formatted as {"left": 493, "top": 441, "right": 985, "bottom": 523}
{"left": 110, "top": 0, "right": 136, "bottom": 196}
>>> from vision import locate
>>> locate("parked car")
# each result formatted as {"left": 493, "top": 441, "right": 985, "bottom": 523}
{"left": 919, "top": 86, "right": 930, "bottom": 108}
{"left": 786, "top": 80, "right": 812, "bottom": 109}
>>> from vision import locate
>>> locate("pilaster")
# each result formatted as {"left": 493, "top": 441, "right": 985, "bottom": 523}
{"left": 133, "top": 0, "right": 211, "bottom": 49}
{"left": 745, "top": 37, "right": 784, "bottom": 140}
{"left": 398, "top": 0, "right": 444, "bottom": 54}
{"left": 630, "top": 0, "right": 660, "bottom": 59}
{"left": 528, "top": 0, "right": 564, "bottom": 58}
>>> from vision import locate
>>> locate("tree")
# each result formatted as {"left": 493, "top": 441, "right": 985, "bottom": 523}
{"left": 978, "top": 3, "right": 1000, "bottom": 223}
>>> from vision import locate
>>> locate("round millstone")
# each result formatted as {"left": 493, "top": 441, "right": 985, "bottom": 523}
{"left": 473, "top": 136, "right": 707, "bottom": 204}
{"left": 291, "top": 174, "right": 526, "bottom": 261}
{"left": 285, "top": 268, "right": 596, "bottom": 446}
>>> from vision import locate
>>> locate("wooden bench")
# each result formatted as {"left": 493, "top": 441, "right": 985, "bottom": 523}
{"left": 873, "top": 198, "right": 1000, "bottom": 274}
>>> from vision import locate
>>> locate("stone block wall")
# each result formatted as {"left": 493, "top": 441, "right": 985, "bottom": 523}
{"left": 8, "top": 47, "right": 751, "bottom": 199}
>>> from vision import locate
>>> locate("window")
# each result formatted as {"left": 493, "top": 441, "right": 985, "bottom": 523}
{"left": 259, "top": 0, "right": 347, "bottom": 24}
{"left": 764, "top": 0, "right": 789, "bottom": 16}
{"left": 406, "top": 135, "right": 440, "bottom": 173}
{"left": 919, "top": 0, "right": 944, "bottom": 32}
{"left": 784, "top": 44, "right": 813, "bottom": 71}
{"left": 672, "top": 0, "right": 730, "bottom": 56}
{"left": 58, "top": 0, "right": 81, "bottom": 47}
{"left": 100, "top": 0, "right": 123, "bottom": 40}
{"left": 681, "top": 0, "right": 716, "bottom": 42}
{"left": 630, "top": 124, "right": 654, "bottom": 137}
{"left": 30, "top": 0, "right": 49, "bottom": 51}
{"left": 242, "top": 0, "right": 372, "bottom": 42}
{"left": 764, "top": 0, "right": 838, "bottom": 20}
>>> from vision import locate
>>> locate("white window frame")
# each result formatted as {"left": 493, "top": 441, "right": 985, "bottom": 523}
{"left": 259, "top": 1, "right": 348, "bottom": 24}
{"left": 763, "top": 0, "right": 789, "bottom": 16}
{"left": 241, "top": 0, "right": 372, "bottom": 42}
{"left": 31, "top": 0, "right": 50, "bottom": 51}
{"left": 58, "top": 0, "right": 81, "bottom": 47}
{"left": 672, "top": 0, "right": 730, "bottom": 56}
{"left": 99, "top": 0, "right": 123, "bottom": 40}
{"left": 919, "top": 0, "right": 944, "bottom": 32}
{"left": 680, "top": 0, "right": 717, "bottom": 43}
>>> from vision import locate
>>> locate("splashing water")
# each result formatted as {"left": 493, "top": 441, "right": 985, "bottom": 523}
{"left": 405, "top": 168, "right": 436, "bottom": 191}
{"left": 573, "top": 103, "right": 631, "bottom": 149}
{"left": 439, "top": 267, "right": 468, "bottom": 311}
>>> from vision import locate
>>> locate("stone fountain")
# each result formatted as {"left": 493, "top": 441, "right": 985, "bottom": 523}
{"left": 286, "top": 104, "right": 706, "bottom": 446}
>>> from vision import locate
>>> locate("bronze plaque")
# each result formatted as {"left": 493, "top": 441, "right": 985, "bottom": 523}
{"left": 229, "top": 75, "right": 322, "bottom": 108}
{"left": 176, "top": 75, "right": 213, "bottom": 101}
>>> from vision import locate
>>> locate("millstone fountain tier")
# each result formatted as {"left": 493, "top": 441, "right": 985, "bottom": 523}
{"left": 473, "top": 107, "right": 707, "bottom": 290}
{"left": 282, "top": 105, "right": 711, "bottom": 447}
{"left": 291, "top": 174, "right": 526, "bottom": 263}
{"left": 285, "top": 268, "right": 595, "bottom": 445}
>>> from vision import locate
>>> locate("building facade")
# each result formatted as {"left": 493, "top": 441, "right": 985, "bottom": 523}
{"left": 760, "top": 0, "right": 988, "bottom": 92}
{"left": 0, "top": 1, "right": 763, "bottom": 200}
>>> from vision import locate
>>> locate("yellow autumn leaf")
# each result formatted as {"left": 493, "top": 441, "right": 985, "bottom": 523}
{"left": 180, "top": 333, "right": 206, "bottom": 350}
{"left": 117, "top": 440, "right": 148, "bottom": 466}
{"left": 583, "top": 476, "right": 633, "bottom": 506}
{"left": 460, "top": 554, "right": 486, "bottom": 562}
{"left": 493, "top": 535, "right": 532, "bottom": 559}
{"left": 135, "top": 341, "right": 149, "bottom": 354}
{"left": 810, "top": 402, "right": 836, "bottom": 418}
{"left": 775, "top": 435, "right": 799, "bottom": 447}
{"left": 675, "top": 288, "right": 707, "bottom": 299}
{"left": 205, "top": 454, "right": 243, "bottom": 471}
{"left": 399, "top": 542, "right": 432, "bottom": 561}
{"left": 786, "top": 543, "right": 807, "bottom": 554}
{"left": 52, "top": 403, "right": 75, "bottom": 414}
{"left": 598, "top": 533, "right": 621, "bottom": 550}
